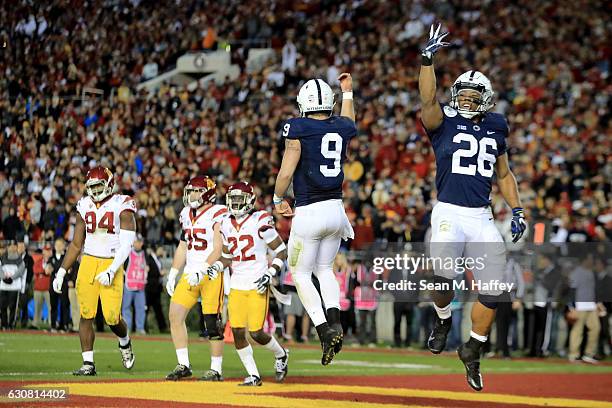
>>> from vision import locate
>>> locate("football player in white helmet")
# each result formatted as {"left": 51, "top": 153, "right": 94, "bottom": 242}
{"left": 273, "top": 74, "right": 356, "bottom": 366}
{"left": 419, "top": 23, "right": 526, "bottom": 391}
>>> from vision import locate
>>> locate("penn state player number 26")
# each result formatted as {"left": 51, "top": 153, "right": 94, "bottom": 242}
{"left": 320, "top": 132, "right": 343, "bottom": 177}
{"left": 451, "top": 133, "right": 497, "bottom": 177}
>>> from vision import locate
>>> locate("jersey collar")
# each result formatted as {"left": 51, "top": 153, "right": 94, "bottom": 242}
{"left": 190, "top": 204, "right": 214, "bottom": 224}
{"left": 231, "top": 213, "right": 253, "bottom": 232}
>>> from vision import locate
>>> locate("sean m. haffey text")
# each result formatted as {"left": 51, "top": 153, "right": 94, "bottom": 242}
{"left": 370, "top": 253, "right": 516, "bottom": 293}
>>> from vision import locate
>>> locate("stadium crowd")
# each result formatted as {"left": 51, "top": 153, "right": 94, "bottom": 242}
{"left": 0, "top": 0, "right": 610, "bottom": 357}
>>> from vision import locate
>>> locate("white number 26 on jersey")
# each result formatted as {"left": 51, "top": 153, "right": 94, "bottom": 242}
{"left": 320, "top": 132, "right": 343, "bottom": 177}
{"left": 451, "top": 133, "right": 497, "bottom": 177}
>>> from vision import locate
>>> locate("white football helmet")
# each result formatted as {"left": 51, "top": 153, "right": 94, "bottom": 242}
{"left": 450, "top": 70, "right": 494, "bottom": 119}
{"left": 297, "top": 79, "right": 335, "bottom": 116}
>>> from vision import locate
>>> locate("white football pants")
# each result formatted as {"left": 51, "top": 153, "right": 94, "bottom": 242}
{"left": 288, "top": 199, "right": 354, "bottom": 326}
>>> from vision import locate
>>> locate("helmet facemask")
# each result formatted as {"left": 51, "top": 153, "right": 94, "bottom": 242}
{"left": 86, "top": 179, "right": 112, "bottom": 202}
{"left": 183, "top": 187, "right": 209, "bottom": 209}
{"left": 226, "top": 190, "right": 254, "bottom": 218}
{"left": 450, "top": 82, "right": 494, "bottom": 119}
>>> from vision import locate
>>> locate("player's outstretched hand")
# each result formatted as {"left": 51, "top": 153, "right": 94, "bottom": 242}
{"left": 422, "top": 23, "right": 450, "bottom": 58}
{"left": 275, "top": 199, "right": 294, "bottom": 218}
{"left": 337, "top": 73, "right": 352, "bottom": 92}
{"left": 511, "top": 207, "right": 527, "bottom": 243}
{"left": 96, "top": 268, "right": 116, "bottom": 286}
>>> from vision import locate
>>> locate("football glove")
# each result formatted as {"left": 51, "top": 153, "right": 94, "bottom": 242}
{"left": 254, "top": 268, "right": 274, "bottom": 294}
{"left": 422, "top": 23, "right": 450, "bottom": 59}
{"left": 96, "top": 267, "right": 116, "bottom": 286}
{"left": 206, "top": 261, "right": 222, "bottom": 280}
{"left": 52, "top": 267, "right": 67, "bottom": 294}
{"left": 186, "top": 264, "right": 209, "bottom": 287}
{"left": 511, "top": 207, "right": 527, "bottom": 243}
{"left": 166, "top": 267, "right": 179, "bottom": 296}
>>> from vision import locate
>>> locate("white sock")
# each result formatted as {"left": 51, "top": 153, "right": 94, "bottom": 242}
{"left": 176, "top": 348, "right": 190, "bottom": 367}
{"left": 82, "top": 351, "right": 94, "bottom": 364}
{"left": 118, "top": 335, "right": 130, "bottom": 347}
{"left": 264, "top": 336, "right": 286, "bottom": 358}
{"left": 211, "top": 355, "right": 223, "bottom": 374}
{"left": 294, "top": 273, "right": 327, "bottom": 326}
{"left": 470, "top": 330, "right": 488, "bottom": 342}
{"left": 434, "top": 303, "right": 452, "bottom": 320}
{"left": 236, "top": 345, "right": 259, "bottom": 377}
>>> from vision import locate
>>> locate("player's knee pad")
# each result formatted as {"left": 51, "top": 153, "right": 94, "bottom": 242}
{"left": 433, "top": 275, "right": 454, "bottom": 296}
{"left": 478, "top": 292, "right": 510, "bottom": 310}
{"left": 203, "top": 314, "right": 224, "bottom": 340}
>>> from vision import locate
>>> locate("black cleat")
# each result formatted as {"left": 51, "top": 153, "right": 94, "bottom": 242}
{"left": 320, "top": 326, "right": 343, "bottom": 366}
{"left": 119, "top": 341, "right": 135, "bottom": 370}
{"left": 458, "top": 343, "right": 483, "bottom": 391}
{"left": 73, "top": 362, "right": 96, "bottom": 376}
{"left": 427, "top": 316, "right": 452, "bottom": 354}
{"left": 239, "top": 375, "right": 262, "bottom": 386}
{"left": 199, "top": 369, "right": 223, "bottom": 381}
{"left": 165, "top": 364, "right": 192, "bottom": 381}
{"left": 331, "top": 323, "right": 344, "bottom": 354}
{"left": 274, "top": 350, "right": 289, "bottom": 382}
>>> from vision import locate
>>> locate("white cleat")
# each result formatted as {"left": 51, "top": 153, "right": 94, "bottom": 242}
{"left": 119, "top": 341, "right": 135, "bottom": 370}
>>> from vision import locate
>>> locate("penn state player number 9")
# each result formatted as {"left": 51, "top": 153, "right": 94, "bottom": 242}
{"left": 451, "top": 133, "right": 497, "bottom": 177}
{"left": 320, "top": 132, "right": 343, "bottom": 177}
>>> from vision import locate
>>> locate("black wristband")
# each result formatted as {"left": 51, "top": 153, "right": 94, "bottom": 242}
{"left": 421, "top": 54, "right": 433, "bottom": 66}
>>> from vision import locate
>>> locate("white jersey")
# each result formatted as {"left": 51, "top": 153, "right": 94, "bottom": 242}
{"left": 220, "top": 210, "right": 275, "bottom": 290}
{"left": 76, "top": 194, "right": 137, "bottom": 258}
{"left": 179, "top": 204, "right": 228, "bottom": 274}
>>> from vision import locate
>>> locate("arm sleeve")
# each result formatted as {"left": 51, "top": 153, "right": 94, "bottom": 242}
{"left": 108, "top": 230, "right": 136, "bottom": 273}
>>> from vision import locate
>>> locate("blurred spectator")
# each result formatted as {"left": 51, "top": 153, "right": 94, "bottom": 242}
{"left": 0, "top": 241, "right": 26, "bottom": 329}
{"left": 17, "top": 240, "right": 34, "bottom": 328}
{"left": 494, "top": 257, "right": 525, "bottom": 358}
{"left": 281, "top": 267, "right": 310, "bottom": 344}
{"left": 354, "top": 261, "right": 378, "bottom": 346}
{"left": 66, "top": 257, "right": 80, "bottom": 332}
{"left": 49, "top": 239, "right": 69, "bottom": 332}
{"left": 568, "top": 254, "right": 601, "bottom": 363}
{"left": 122, "top": 235, "right": 148, "bottom": 335}
{"left": 32, "top": 247, "right": 51, "bottom": 328}
{"left": 387, "top": 265, "right": 419, "bottom": 348}
{"left": 595, "top": 258, "right": 611, "bottom": 358}
{"left": 145, "top": 246, "right": 167, "bottom": 333}
{"left": 334, "top": 253, "right": 356, "bottom": 338}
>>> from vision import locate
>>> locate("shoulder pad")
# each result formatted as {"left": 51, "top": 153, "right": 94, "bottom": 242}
{"left": 443, "top": 105, "right": 458, "bottom": 118}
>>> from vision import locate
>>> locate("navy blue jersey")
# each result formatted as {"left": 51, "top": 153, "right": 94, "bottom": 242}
{"left": 426, "top": 105, "right": 509, "bottom": 207}
{"left": 282, "top": 116, "right": 357, "bottom": 206}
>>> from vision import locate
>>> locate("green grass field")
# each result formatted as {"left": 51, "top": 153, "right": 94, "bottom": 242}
{"left": 1, "top": 331, "right": 611, "bottom": 382}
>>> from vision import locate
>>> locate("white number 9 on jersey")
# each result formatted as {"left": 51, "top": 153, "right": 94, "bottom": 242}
{"left": 320, "top": 132, "right": 343, "bottom": 177}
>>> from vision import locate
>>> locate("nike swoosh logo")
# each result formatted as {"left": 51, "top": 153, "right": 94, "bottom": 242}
{"left": 487, "top": 131, "right": 495, "bottom": 135}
